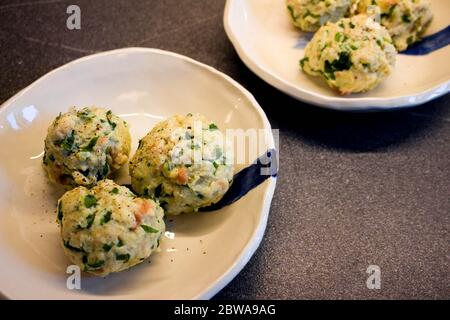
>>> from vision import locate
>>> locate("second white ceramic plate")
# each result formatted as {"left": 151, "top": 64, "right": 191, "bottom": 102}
{"left": 224, "top": 0, "right": 450, "bottom": 111}
{"left": 0, "top": 48, "right": 276, "bottom": 299}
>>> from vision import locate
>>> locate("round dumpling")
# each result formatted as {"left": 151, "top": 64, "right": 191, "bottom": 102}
{"left": 300, "top": 14, "right": 397, "bottom": 94}
{"left": 43, "top": 107, "right": 131, "bottom": 189}
{"left": 58, "top": 179, "right": 165, "bottom": 277}
{"left": 129, "top": 114, "right": 234, "bottom": 215}
{"left": 286, "top": 0, "right": 352, "bottom": 32}
{"left": 350, "top": 0, "right": 433, "bottom": 51}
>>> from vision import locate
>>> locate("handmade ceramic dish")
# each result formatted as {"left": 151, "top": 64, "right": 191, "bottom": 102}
{"left": 0, "top": 48, "right": 277, "bottom": 299}
{"left": 224, "top": 0, "right": 450, "bottom": 111}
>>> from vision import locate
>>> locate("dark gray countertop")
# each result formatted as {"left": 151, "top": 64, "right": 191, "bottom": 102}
{"left": 1, "top": 0, "right": 448, "bottom": 299}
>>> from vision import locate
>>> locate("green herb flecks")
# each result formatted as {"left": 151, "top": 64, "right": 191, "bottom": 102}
{"left": 59, "top": 130, "right": 76, "bottom": 153}
{"left": 154, "top": 184, "right": 162, "bottom": 198}
{"left": 196, "top": 193, "right": 204, "bottom": 199}
{"left": 82, "top": 136, "right": 98, "bottom": 151}
{"left": 209, "top": 123, "right": 218, "bottom": 130}
{"left": 86, "top": 260, "right": 104, "bottom": 269}
{"left": 64, "top": 240, "right": 84, "bottom": 252}
{"left": 376, "top": 39, "right": 383, "bottom": 48}
{"left": 116, "top": 253, "right": 130, "bottom": 262}
{"left": 106, "top": 110, "right": 117, "bottom": 130}
{"left": 111, "top": 187, "right": 119, "bottom": 195}
{"left": 77, "top": 109, "right": 94, "bottom": 121}
{"left": 324, "top": 51, "right": 352, "bottom": 80}
{"left": 402, "top": 14, "right": 411, "bottom": 23}
{"left": 300, "top": 57, "right": 309, "bottom": 69}
{"left": 84, "top": 194, "right": 97, "bottom": 208}
{"left": 334, "top": 32, "right": 346, "bottom": 42}
{"left": 78, "top": 213, "right": 96, "bottom": 229}
{"left": 100, "top": 211, "right": 112, "bottom": 225}
{"left": 57, "top": 200, "right": 63, "bottom": 222}
{"left": 302, "top": 9, "right": 320, "bottom": 19}
{"left": 381, "top": 5, "right": 397, "bottom": 20}
{"left": 141, "top": 225, "right": 159, "bottom": 233}
{"left": 103, "top": 243, "right": 113, "bottom": 252}
{"left": 287, "top": 5, "right": 297, "bottom": 21}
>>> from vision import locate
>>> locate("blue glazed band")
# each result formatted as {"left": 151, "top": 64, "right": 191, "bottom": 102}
{"left": 122, "top": 149, "right": 278, "bottom": 212}
{"left": 201, "top": 149, "right": 278, "bottom": 212}
{"left": 401, "top": 25, "right": 450, "bottom": 55}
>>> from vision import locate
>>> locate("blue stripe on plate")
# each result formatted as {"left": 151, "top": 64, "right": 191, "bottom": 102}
{"left": 200, "top": 149, "right": 278, "bottom": 212}
{"left": 295, "top": 32, "right": 314, "bottom": 49}
{"left": 400, "top": 25, "right": 450, "bottom": 55}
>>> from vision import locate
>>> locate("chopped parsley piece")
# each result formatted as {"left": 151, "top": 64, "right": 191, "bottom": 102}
{"left": 116, "top": 253, "right": 130, "bottom": 262}
{"left": 106, "top": 110, "right": 117, "bottom": 130}
{"left": 57, "top": 201, "right": 63, "bottom": 222}
{"left": 84, "top": 213, "right": 95, "bottom": 229}
{"left": 302, "top": 9, "right": 319, "bottom": 19}
{"left": 381, "top": 5, "right": 397, "bottom": 19}
{"left": 100, "top": 211, "right": 112, "bottom": 225}
{"left": 300, "top": 57, "right": 309, "bottom": 69}
{"left": 84, "top": 194, "right": 97, "bottom": 208}
{"left": 324, "top": 51, "right": 352, "bottom": 80}
{"left": 103, "top": 243, "right": 113, "bottom": 252}
{"left": 141, "top": 225, "right": 159, "bottom": 233}
{"left": 334, "top": 32, "right": 346, "bottom": 42}
{"left": 402, "top": 14, "right": 411, "bottom": 23}
{"left": 77, "top": 109, "right": 93, "bottom": 121}
{"left": 154, "top": 184, "right": 162, "bottom": 198}
{"left": 117, "top": 238, "right": 124, "bottom": 247}
{"left": 111, "top": 187, "right": 119, "bottom": 194}
{"left": 287, "top": 5, "right": 296, "bottom": 21}
{"left": 86, "top": 260, "right": 104, "bottom": 269}
{"left": 196, "top": 193, "right": 204, "bottom": 199}
{"left": 209, "top": 123, "right": 218, "bottom": 130}
{"left": 64, "top": 240, "right": 84, "bottom": 252}
{"left": 59, "top": 130, "right": 76, "bottom": 153}
{"left": 101, "top": 162, "right": 109, "bottom": 178}
{"left": 82, "top": 136, "right": 98, "bottom": 151}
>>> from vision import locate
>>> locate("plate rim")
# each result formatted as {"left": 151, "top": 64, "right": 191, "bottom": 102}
{"left": 224, "top": 0, "right": 450, "bottom": 111}
{"left": 0, "top": 47, "right": 277, "bottom": 300}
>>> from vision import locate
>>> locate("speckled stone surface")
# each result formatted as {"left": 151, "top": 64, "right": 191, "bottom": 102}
{"left": 0, "top": 0, "right": 449, "bottom": 299}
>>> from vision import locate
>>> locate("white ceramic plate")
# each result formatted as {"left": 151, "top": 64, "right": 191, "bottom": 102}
{"left": 0, "top": 48, "right": 277, "bottom": 299}
{"left": 224, "top": 0, "right": 450, "bottom": 111}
